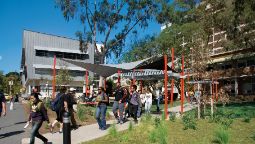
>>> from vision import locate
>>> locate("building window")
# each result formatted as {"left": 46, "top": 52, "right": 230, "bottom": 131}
{"left": 36, "top": 50, "right": 46, "bottom": 57}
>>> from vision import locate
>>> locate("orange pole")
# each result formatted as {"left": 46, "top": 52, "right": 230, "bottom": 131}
{"left": 52, "top": 55, "right": 56, "bottom": 99}
{"left": 170, "top": 48, "right": 174, "bottom": 107}
{"left": 216, "top": 81, "right": 218, "bottom": 101}
{"left": 85, "top": 70, "right": 88, "bottom": 96}
{"left": 164, "top": 55, "right": 168, "bottom": 119}
{"left": 181, "top": 54, "right": 184, "bottom": 114}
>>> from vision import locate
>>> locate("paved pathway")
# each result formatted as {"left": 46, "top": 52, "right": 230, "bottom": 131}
{"left": 0, "top": 102, "right": 29, "bottom": 144}
{"left": 21, "top": 103, "right": 197, "bottom": 144}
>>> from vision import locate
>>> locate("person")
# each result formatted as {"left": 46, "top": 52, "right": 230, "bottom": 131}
{"left": 144, "top": 87, "right": 152, "bottom": 114}
{"left": 95, "top": 87, "right": 108, "bottom": 130}
{"left": 129, "top": 85, "right": 142, "bottom": 124}
{"left": 153, "top": 85, "right": 162, "bottom": 113}
{"left": 27, "top": 93, "right": 50, "bottom": 144}
{"left": 137, "top": 89, "right": 146, "bottom": 118}
{"left": 123, "top": 87, "right": 130, "bottom": 120}
{"left": 112, "top": 82, "right": 125, "bottom": 124}
{"left": 0, "top": 91, "right": 6, "bottom": 117}
{"left": 50, "top": 86, "right": 66, "bottom": 133}
{"left": 10, "top": 95, "right": 14, "bottom": 110}
{"left": 66, "top": 87, "right": 78, "bottom": 129}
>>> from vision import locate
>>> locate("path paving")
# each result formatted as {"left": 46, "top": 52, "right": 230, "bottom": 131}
{"left": 0, "top": 102, "right": 29, "bottom": 144}
{"left": 21, "top": 103, "right": 197, "bottom": 144}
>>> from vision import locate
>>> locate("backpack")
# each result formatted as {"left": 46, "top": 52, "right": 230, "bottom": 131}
{"left": 50, "top": 93, "right": 64, "bottom": 111}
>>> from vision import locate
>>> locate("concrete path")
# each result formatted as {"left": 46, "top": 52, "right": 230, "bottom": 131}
{"left": 22, "top": 119, "right": 135, "bottom": 144}
{"left": 0, "top": 102, "right": 29, "bottom": 144}
{"left": 21, "top": 103, "right": 197, "bottom": 144}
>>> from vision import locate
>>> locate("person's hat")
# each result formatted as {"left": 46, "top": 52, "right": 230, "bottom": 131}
{"left": 69, "top": 87, "right": 76, "bottom": 91}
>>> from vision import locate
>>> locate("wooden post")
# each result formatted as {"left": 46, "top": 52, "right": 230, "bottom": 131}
{"left": 52, "top": 55, "right": 56, "bottom": 99}
{"left": 170, "top": 48, "right": 174, "bottom": 107}
{"left": 180, "top": 55, "right": 184, "bottom": 114}
{"left": 164, "top": 55, "right": 168, "bottom": 119}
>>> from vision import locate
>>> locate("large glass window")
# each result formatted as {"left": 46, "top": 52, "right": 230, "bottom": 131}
{"left": 242, "top": 77, "right": 255, "bottom": 95}
{"left": 35, "top": 50, "right": 89, "bottom": 60}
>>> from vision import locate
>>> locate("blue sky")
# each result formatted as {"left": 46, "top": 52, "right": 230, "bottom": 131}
{"left": 0, "top": 0, "right": 161, "bottom": 74}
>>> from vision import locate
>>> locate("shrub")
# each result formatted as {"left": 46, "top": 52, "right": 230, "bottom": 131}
{"left": 108, "top": 124, "right": 117, "bottom": 137}
{"left": 154, "top": 117, "right": 161, "bottom": 128}
{"left": 77, "top": 104, "right": 94, "bottom": 121}
{"left": 243, "top": 116, "right": 251, "bottom": 123}
{"left": 182, "top": 113, "right": 197, "bottom": 130}
{"left": 149, "top": 122, "right": 168, "bottom": 144}
{"left": 213, "top": 127, "right": 229, "bottom": 144}
{"left": 169, "top": 112, "right": 176, "bottom": 122}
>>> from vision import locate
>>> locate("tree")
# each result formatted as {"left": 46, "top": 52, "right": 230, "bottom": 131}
{"left": 4, "top": 72, "right": 22, "bottom": 95}
{"left": 56, "top": 0, "right": 161, "bottom": 62}
{"left": 56, "top": 66, "right": 73, "bottom": 86}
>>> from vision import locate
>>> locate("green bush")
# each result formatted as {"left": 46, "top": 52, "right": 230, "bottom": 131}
{"left": 149, "top": 122, "right": 168, "bottom": 144}
{"left": 154, "top": 117, "right": 161, "bottom": 128}
{"left": 108, "top": 124, "right": 117, "bottom": 137}
{"left": 182, "top": 113, "right": 197, "bottom": 130}
{"left": 213, "top": 127, "right": 229, "bottom": 144}
{"left": 243, "top": 116, "right": 251, "bottom": 123}
{"left": 149, "top": 130, "right": 157, "bottom": 143}
{"left": 77, "top": 104, "right": 94, "bottom": 121}
{"left": 169, "top": 112, "right": 176, "bottom": 122}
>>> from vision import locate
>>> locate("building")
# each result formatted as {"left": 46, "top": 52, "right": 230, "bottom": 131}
{"left": 20, "top": 30, "right": 95, "bottom": 97}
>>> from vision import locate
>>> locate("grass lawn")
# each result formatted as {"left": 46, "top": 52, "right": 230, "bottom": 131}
{"left": 82, "top": 102, "right": 255, "bottom": 144}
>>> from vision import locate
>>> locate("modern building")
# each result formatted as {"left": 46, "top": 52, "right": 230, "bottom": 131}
{"left": 20, "top": 30, "right": 95, "bottom": 97}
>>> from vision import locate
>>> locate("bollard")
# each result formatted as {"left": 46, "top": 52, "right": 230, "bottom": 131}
{"left": 63, "top": 112, "right": 71, "bottom": 144}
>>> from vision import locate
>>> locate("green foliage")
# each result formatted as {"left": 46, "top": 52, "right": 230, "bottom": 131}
{"left": 243, "top": 116, "right": 251, "bottom": 123}
{"left": 128, "top": 121, "right": 133, "bottom": 131}
{"left": 182, "top": 112, "right": 197, "bottom": 130}
{"left": 251, "top": 132, "right": 255, "bottom": 141}
{"left": 77, "top": 104, "right": 94, "bottom": 121}
{"left": 44, "top": 98, "right": 51, "bottom": 109}
{"left": 169, "top": 112, "right": 176, "bottom": 122}
{"left": 149, "top": 121, "right": 168, "bottom": 144}
{"left": 213, "top": 127, "right": 229, "bottom": 144}
{"left": 56, "top": 65, "right": 73, "bottom": 86}
{"left": 120, "top": 134, "right": 129, "bottom": 142}
{"left": 108, "top": 124, "right": 117, "bottom": 137}
{"left": 154, "top": 117, "right": 161, "bottom": 128}
{"left": 148, "top": 130, "right": 157, "bottom": 143}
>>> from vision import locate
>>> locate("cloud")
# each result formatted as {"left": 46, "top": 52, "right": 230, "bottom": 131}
{"left": 0, "top": 56, "right": 2, "bottom": 61}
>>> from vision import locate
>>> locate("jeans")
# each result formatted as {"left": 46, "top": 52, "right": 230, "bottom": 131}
{"left": 156, "top": 96, "right": 161, "bottom": 112}
{"left": 30, "top": 120, "right": 47, "bottom": 144}
{"left": 145, "top": 101, "right": 152, "bottom": 114}
{"left": 112, "top": 101, "right": 124, "bottom": 122}
{"left": 130, "top": 104, "right": 138, "bottom": 122}
{"left": 137, "top": 106, "right": 142, "bottom": 117}
{"left": 69, "top": 108, "right": 77, "bottom": 127}
{"left": 96, "top": 104, "right": 107, "bottom": 129}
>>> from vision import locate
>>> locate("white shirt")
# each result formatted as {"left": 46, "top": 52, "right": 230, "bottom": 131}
{"left": 145, "top": 92, "right": 152, "bottom": 103}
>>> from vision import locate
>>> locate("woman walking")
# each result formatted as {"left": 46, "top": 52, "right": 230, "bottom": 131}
{"left": 95, "top": 87, "right": 108, "bottom": 130}
{"left": 144, "top": 87, "right": 152, "bottom": 114}
{"left": 27, "top": 93, "right": 50, "bottom": 144}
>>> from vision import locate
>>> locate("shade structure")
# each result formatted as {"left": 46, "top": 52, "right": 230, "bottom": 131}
{"left": 62, "top": 55, "right": 177, "bottom": 78}
{"left": 62, "top": 59, "right": 129, "bottom": 77}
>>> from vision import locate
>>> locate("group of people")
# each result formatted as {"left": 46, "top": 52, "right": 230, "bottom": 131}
{"left": 26, "top": 86, "right": 78, "bottom": 144}
{"left": 95, "top": 82, "right": 163, "bottom": 131}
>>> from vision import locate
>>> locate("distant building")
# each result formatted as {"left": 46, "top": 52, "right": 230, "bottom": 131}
{"left": 20, "top": 30, "right": 95, "bottom": 97}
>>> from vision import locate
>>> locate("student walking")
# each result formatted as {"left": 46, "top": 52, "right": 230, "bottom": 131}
{"left": 129, "top": 85, "right": 142, "bottom": 124}
{"left": 27, "top": 93, "right": 50, "bottom": 144}
{"left": 112, "top": 82, "right": 125, "bottom": 124}
{"left": 144, "top": 88, "right": 152, "bottom": 114}
{"left": 95, "top": 87, "right": 108, "bottom": 130}
{"left": 65, "top": 87, "right": 78, "bottom": 129}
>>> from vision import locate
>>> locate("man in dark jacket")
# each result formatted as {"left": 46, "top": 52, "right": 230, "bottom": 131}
{"left": 112, "top": 82, "right": 126, "bottom": 124}
{"left": 129, "top": 85, "right": 142, "bottom": 124}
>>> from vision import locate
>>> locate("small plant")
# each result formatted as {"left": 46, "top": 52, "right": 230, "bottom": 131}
{"left": 213, "top": 127, "right": 229, "bottom": 144}
{"left": 251, "top": 132, "right": 255, "bottom": 141}
{"left": 220, "top": 118, "right": 233, "bottom": 129}
{"left": 145, "top": 113, "right": 152, "bottom": 121}
{"left": 154, "top": 117, "right": 161, "bottom": 128}
{"left": 182, "top": 113, "right": 197, "bottom": 130}
{"left": 128, "top": 121, "right": 133, "bottom": 131}
{"left": 77, "top": 104, "right": 94, "bottom": 121}
{"left": 149, "top": 130, "right": 157, "bottom": 143}
{"left": 120, "top": 134, "right": 129, "bottom": 142}
{"left": 243, "top": 116, "right": 251, "bottom": 123}
{"left": 161, "top": 112, "right": 166, "bottom": 120}
{"left": 158, "top": 124, "right": 168, "bottom": 144}
{"left": 169, "top": 112, "right": 176, "bottom": 122}
{"left": 108, "top": 124, "right": 117, "bottom": 137}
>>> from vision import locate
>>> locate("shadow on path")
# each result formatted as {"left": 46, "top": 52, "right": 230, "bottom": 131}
{"left": 0, "top": 130, "right": 25, "bottom": 139}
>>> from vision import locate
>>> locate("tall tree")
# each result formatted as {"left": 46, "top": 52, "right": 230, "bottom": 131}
{"left": 56, "top": 66, "right": 73, "bottom": 86}
{"left": 56, "top": 0, "right": 161, "bottom": 63}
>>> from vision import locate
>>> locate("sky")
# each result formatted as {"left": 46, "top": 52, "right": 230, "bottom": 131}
{"left": 0, "top": 0, "right": 161, "bottom": 74}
